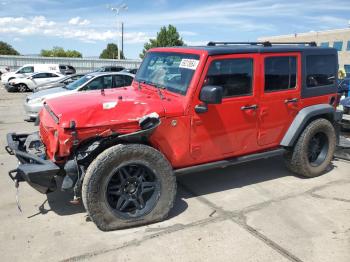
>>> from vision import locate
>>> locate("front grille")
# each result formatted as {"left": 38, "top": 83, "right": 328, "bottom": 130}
{"left": 44, "top": 103, "right": 59, "bottom": 124}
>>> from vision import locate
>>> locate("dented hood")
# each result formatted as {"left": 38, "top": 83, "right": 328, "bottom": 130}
{"left": 45, "top": 87, "right": 166, "bottom": 129}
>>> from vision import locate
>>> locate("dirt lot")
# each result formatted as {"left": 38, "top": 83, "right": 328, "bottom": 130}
{"left": 0, "top": 85, "right": 349, "bottom": 262}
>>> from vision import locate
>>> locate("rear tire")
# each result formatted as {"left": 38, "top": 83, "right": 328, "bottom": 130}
{"left": 82, "top": 144, "right": 176, "bottom": 231}
{"left": 284, "top": 118, "right": 336, "bottom": 178}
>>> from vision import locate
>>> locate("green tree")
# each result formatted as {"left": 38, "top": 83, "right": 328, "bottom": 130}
{"left": 40, "top": 47, "right": 82, "bottom": 58}
{"left": 140, "top": 25, "right": 184, "bottom": 59}
{"left": 0, "top": 41, "right": 20, "bottom": 55}
{"left": 99, "top": 43, "right": 125, "bottom": 59}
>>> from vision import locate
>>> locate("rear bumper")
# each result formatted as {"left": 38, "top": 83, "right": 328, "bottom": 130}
{"left": 6, "top": 133, "right": 60, "bottom": 194}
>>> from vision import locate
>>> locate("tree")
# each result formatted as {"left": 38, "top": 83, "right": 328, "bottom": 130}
{"left": 0, "top": 41, "right": 20, "bottom": 55}
{"left": 99, "top": 43, "right": 125, "bottom": 59}
{"left": 140, "top": 25, "right": 184, "bottom": 59}
{"left": 40, "top": 47, "right": 82, "bottom": 58}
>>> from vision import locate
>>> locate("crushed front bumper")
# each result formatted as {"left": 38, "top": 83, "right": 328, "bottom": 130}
{"left": 6, "top": 133, "right": 60, "bottom": 194}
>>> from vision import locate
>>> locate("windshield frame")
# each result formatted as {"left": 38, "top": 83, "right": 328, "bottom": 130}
{"left": 135, "top": 51, "right": 201, "bottom": 96}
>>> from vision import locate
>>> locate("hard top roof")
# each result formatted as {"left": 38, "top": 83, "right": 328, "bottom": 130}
{"left": 155, "top": 42, "right": 337, "bottom": 56}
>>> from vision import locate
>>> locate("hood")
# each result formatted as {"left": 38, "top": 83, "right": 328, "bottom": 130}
{"left": 35, "top": 83, "right": 65, "bottom": 92}
{"left": 45, "top": 87, "right": 167, "bottom": 129}
{"left": 28, "top": 86, "right": 68, "bottom": 100}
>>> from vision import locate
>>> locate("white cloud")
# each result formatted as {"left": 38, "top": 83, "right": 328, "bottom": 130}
{"left": 68, "top": 16, "right": 90, "bottom": 26}
{"left": 0, "top": 16, "right": 150, "bottom": 44}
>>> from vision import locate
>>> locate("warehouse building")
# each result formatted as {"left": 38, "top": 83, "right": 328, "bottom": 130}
{"left": 259, "top": 28, "right": 350, "bottom": 75}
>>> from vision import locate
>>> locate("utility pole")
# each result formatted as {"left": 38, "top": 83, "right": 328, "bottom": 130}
{"left": 122, "top": 22, "right": 124, "bottom": 57}
{"left": 107, "top": 3, "right": 128, "bottom": 60}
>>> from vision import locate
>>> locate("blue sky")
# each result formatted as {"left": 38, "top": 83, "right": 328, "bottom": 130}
{"left": 0, "top": 0, "right": 349, "bottom": 59}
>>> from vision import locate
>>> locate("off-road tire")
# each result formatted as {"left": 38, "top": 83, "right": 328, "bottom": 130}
{"left": 82, "top": 144, "right": 176, "bottom": 231}
{"left": 284, "top": 118, "right": 336, "bottom": 178}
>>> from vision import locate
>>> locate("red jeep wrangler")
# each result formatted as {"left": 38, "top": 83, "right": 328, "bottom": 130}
{"left": 6, "top": 42, "right": 342, "bottom": 231}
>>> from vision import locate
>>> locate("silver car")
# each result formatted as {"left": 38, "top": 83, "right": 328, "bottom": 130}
{"left": 24, "top": 71, "right": 134, "bottom": 120}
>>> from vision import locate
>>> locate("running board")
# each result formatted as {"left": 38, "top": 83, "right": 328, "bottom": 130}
{"left": 175, "top": 148, "right": 286, "bottom": 175}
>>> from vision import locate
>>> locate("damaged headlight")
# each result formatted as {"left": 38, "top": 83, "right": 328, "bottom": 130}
{"left": 139, "top": 112, "right": 160, "bottom": 130}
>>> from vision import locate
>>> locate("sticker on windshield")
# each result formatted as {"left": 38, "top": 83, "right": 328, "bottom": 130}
{"left": 179, "top": 59, "right": 199, "bottom": 70}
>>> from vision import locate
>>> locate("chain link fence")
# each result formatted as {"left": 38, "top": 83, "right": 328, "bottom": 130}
{"left": 0, "top": 55, "right": 142, "bottom": 73}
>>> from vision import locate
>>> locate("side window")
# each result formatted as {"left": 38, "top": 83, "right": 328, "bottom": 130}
{"left": 205, "top": 58, "right": 253, "bottom": 98}
{"left": 84, "top": 76, "right": 113, "bottom": 90}
{"left": 306, "top": 55, "right": 336, "bottom": 88}
{"left": 49, "top": 73, "right": 60, "bottom": 77}
{"left": 123, "top": 75, "right": 133, "bottom": 85}
{"left": 264, "top": 56, "right": 297, "bottom": 92}
{"left": 114, "top": 75, "right": 125, "bottom": 87}
{"left": 32, "top": 73, "right": 47, "bottom": 79}
{"left": 18, "top": 66, "right": 34, "bottom": 74}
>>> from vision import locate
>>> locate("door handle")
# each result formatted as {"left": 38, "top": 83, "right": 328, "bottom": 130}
{"left": 241, "top": 104, "right": 258, "bottom": 110}
{"left": 284, "top": 98, "right": 298, "bottom": 104}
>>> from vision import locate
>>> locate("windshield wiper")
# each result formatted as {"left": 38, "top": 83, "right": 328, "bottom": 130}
{"left": 138, "top": 79, "right": 165, "bottom": 100}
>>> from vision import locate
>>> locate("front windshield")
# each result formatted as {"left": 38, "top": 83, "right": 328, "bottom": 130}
{"left": 135, "top": 52, "right": 200, "bottom": 95}
{"left": 66, "top": 75, "right": 94, "bottom": 90}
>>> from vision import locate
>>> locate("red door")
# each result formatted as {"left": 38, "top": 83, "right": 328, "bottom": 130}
{"left": 189, "top": 54, "right": 261, "bottom": 164}
{"left": 257, "top": 53, "right": 301, "bottom": 146}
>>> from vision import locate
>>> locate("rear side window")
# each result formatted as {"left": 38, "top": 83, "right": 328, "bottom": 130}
{"left": 59, "top": 65, "right": 66, "bottom": 69}
{"left": 264, "top": 56, "right": 297, "bottom": 92}
{"left": 205, "top": 58, "right": 253, "bottom": 97}
{"left": 306, "top": 55, "right": 336, "bottom": 88}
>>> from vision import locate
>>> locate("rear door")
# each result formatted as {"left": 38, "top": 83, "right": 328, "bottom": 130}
{"left": 257, "top": 53, "right": 301, "bottom": 146}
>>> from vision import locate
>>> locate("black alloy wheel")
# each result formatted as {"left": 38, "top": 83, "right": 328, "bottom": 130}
{"left": 307, "top": 132, "right": 329, "bottom": 167}
{"left": 105, "top": 163, "right": 160, "bottom": 219}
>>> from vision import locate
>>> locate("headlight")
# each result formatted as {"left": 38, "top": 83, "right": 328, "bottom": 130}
{"left": 28, "top": 97, "right": 45, "bottom": 105}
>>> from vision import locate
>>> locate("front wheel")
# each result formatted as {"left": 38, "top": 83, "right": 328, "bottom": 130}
{"left": 82, "top": 144, "right": 176, "bottom": 231}
{"left": 284, "top": 118, "right": 336, "bottom": 178}
{"left": 17, "top": 83, "right": 28, "bottom": 92}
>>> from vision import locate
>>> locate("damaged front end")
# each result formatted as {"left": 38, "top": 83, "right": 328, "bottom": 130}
{"left": 5, "top": 112, "right": 161, "bottom": 195}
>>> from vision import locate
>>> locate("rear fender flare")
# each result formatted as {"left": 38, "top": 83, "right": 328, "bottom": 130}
{"left": 280, "top": 104, "right": 335, "bottom": 147}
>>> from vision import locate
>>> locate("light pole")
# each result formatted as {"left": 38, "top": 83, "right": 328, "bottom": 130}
{"left": 108, "top": 3, "right": 128, "bottom": 60}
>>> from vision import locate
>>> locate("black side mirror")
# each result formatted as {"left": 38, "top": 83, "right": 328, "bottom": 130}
{"left": 195, "top": 85, "right": 223, "bottom": 113}
{"left": 200, "top": 85, "right": 223, "bottom": 104}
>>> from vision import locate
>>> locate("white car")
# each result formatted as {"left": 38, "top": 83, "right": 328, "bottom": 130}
{"left": 1, "top": 63, "right": 74, "bottom": 84}
{"left": 8, "top": 72, "right": 65, "bottom": 92}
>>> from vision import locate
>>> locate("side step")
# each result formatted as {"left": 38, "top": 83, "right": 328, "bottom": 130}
{"left": 175, "top": 148, "right": 286, "bottom": 175}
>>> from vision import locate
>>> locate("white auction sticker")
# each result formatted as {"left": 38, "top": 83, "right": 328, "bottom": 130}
{"left": 179, "top": 59, "right": 199, "bottom": 70}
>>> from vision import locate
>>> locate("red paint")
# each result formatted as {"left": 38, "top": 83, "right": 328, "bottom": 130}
{"left": 38, "top": 47, "right": 337, "bottom": 168}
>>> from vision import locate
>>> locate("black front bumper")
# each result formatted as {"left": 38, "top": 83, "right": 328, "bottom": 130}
{"left": 6, "top": 133, "right": 60, "bottom": 194}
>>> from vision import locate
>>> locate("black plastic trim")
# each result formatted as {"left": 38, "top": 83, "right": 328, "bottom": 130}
{"left": 175, "top": 148, "right": 285, "bottom": 175}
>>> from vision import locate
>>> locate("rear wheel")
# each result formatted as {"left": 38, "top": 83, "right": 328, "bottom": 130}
{"left": 82, "top": 144, "right": 176, "bottom": 231}
{"left": 284, "top": 118, "right": 336, "bottom": 178}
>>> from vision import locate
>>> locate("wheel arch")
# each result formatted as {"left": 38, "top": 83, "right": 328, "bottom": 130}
{"left": 280, "top": 104, "right": 336, "bottom": 147}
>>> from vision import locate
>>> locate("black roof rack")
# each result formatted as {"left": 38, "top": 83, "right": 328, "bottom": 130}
{"left": 207, "top": 41, "right": 317, "bottom": 47}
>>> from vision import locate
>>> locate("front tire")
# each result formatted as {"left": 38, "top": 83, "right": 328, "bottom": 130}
{"left": 284, "top": 118, "right": 336, "bottom": 178}
{"left": 82, "top": 144, "right": 176, "bottom": 231}
{"left": 17, "top": 83, "right": 28, "bottom": 92}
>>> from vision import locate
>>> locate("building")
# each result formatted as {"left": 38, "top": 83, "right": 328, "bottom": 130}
{"left": 259, "top": 28, "right": 350, "bottom": 75}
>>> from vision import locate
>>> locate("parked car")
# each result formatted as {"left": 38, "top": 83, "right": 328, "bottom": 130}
{"left": 59, "top": 65, "right": 76, "bottom": 75}
{"left": 338, "top": 78, "right": 350, "bottom": 97}
{"left": 1, "top": 63, "right": 73, "bottom": 84}
{"left": 33, "top": 73, "right": 85, "bottom": 92}
{"left": 340, "top": 97, "right": 350, "bottom": 114}
{"left": 6, "top": 42, "right": 342, "bottom": 231}
{"left": 24, "top": 71, "right": 134, "bottom": 120}
{"left": 6, "top": 72, "right": 65, "bottom": 92}
{"left": 0, "top": 66, "right": 10, "bottom": 79}
{"left": 95, "top": 66, "right": 125, "bottom": 72}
